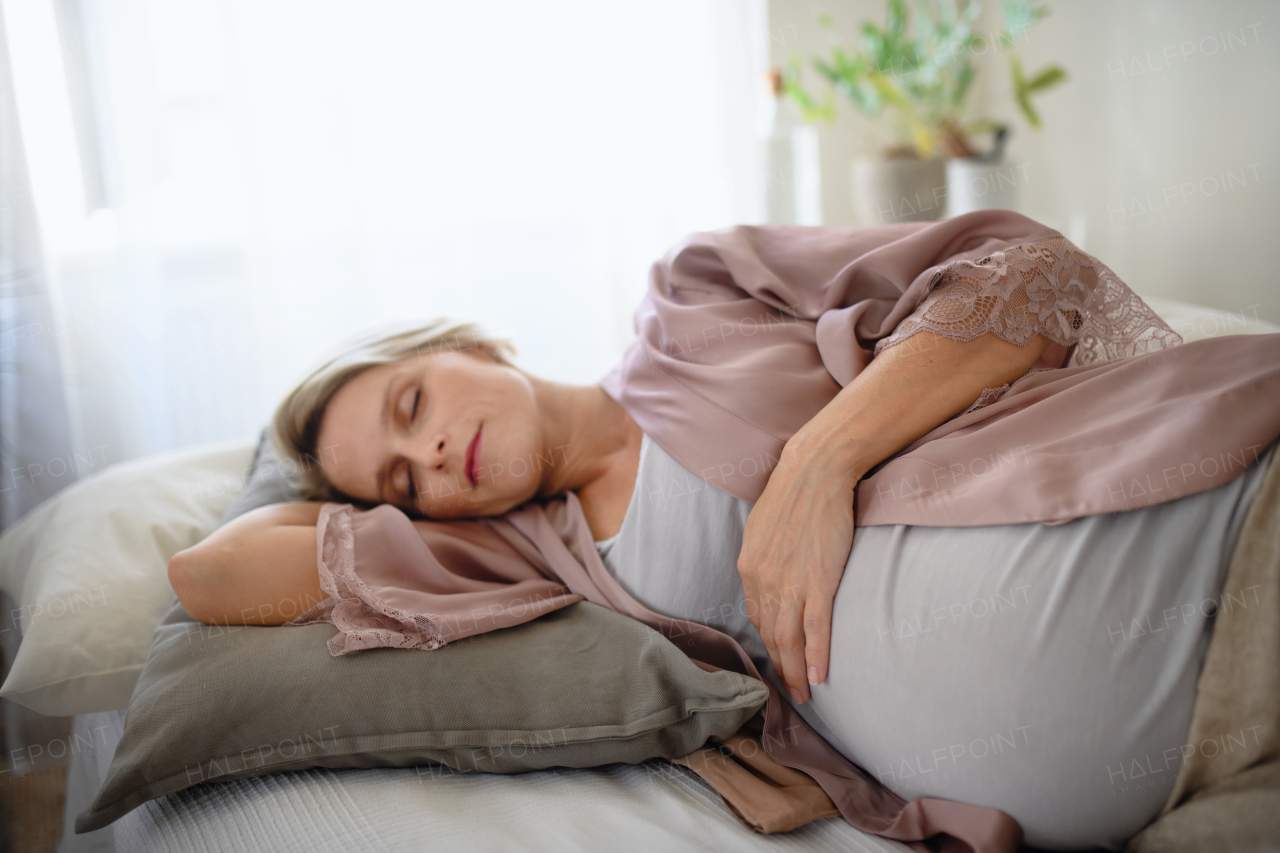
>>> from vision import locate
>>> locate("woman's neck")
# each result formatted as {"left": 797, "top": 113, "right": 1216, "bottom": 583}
{"left": 528, "top": 374, "right": 641, "bottom": 499}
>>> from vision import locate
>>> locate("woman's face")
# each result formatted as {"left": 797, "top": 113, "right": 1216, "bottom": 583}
{"left": 316, "top": 348, "right": 545, "bottom": 518}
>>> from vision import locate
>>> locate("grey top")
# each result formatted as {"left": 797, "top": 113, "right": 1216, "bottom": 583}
{"left": 595, "top": 433, "right": 1275, "bottom": 851}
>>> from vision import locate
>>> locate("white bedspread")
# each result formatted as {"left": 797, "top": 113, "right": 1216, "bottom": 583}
{"left": 59, "top": 708, "right": 908, "bottom": 853}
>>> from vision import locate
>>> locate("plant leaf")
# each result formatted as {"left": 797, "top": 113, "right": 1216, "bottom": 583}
{"left": 793, "top": 0, "right": 1059, "bottom": 153}
{"left": 911, "top": 124, "right": 935, "bottom": 158}
{"left": 1001, "top": 0, "right": 1048, "bottom": 39}
{"left": 867, "top": 72, "right": 914, "bottom": 111}
{"left": 950, "top": 58, "right": 973, "bottom": 110}
{"left": 887, "top": 0, "right": 907, "bottom": 37}
{"left": 1017, "top": 91, "right": 1041, "bottom": 127}
{"left": 1025, "top": 64, "right": 1067, "bottom": 92}
{"left": 1010, "top": 54, "right": 1042, "bottom": 127}
{"left": 780, "top": 58, "right": 837, "bottom": 123}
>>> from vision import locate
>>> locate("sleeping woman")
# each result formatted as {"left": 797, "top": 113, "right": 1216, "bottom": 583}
{"left": 167, "top": 209, "right": 1280, "bottom": 851}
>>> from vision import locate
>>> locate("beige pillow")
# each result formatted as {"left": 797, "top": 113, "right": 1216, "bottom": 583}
{"left": 77, "top": 600, "right": 767, "bottom": 832}
{"left": 0, "top": 440, "right": 254, "bottom": 715}
{"left": 1140, "top": 294, "right": 1280, "bottom": 342}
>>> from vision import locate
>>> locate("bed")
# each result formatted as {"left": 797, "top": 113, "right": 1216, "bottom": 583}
{"left": 61, "top": 707, "right": 904, "bottom": 853}
{"left": 18, "top": 296, "right": 1279, "bottom": 853}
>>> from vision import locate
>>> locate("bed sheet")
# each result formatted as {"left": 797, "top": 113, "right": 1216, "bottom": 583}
{"left": 58, "top": 709, "right": 909, "bottom": 853}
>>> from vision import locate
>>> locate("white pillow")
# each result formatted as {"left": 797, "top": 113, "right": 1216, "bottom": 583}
{"left": 0, "top": 440, "right": 255, "bottom": 716}
{"left": 1139, "top": 294, "right": 1280, "bottom": 342}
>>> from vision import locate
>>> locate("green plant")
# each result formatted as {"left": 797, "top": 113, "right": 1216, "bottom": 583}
{"left": 781, "top": 0, "right": 1066, "bottom": 160}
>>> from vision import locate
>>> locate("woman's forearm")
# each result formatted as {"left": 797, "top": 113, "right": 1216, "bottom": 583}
{"left": 786, "top": 330, "right": 1052, "bottom": 482}
{"left": 738, "top": 329, "right": 1051, "bottom": 704}
{"left": 168, "top": 501, "right": 326, "bottom": 625}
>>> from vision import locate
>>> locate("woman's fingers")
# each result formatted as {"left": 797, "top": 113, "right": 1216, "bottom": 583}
{"left": 749, "top": 564, "right": 838, "bottom": 702}
{"left": 774, "top": 601, "right": 810, "bottom": 703}
{"left": 750, "top": 586, "right": 805, "bottom": 703}
{"left": 744, "top": 552, "right": 813, "bottom": 703}
{"left": 803, "top": 589, "right": 834, "bottom": 687}
{"left": 741, "top": 569, "right": 784, "bottom": 677}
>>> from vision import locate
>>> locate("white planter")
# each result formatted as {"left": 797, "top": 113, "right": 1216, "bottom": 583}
{"left": 946, "top": 159, "right": 1027, "bottom": 216}
{"left": 760, "top": 97, "right": 823, "bottom": 225}
{"left": 850, "top": 156, "right": 947, "bottom": 224}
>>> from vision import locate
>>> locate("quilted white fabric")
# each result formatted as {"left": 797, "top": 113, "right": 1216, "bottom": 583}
{"left": 60, "top": 709, "right": 908, "bottom": 853}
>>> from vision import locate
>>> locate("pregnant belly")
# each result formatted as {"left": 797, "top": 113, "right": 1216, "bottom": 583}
{"left": 602, "top": 440, "right": 1271, "bottom": 851}
{"left": 810, "top": 449, "right": 1269, "bottom": 851}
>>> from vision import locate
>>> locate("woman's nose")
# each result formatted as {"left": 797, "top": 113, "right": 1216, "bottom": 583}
{"left": 397, "top": 431, "right": 450, "bottom": 470}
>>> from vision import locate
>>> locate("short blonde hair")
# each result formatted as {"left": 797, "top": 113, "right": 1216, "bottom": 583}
{"left": 270, "top": 319, "right": 516, "bottom": 503}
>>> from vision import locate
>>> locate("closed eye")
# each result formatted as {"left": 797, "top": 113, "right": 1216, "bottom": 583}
{"left": 400, "top": 385, "right": 420, "bottom": 426}
{"left": 399, "top": 385, "right": 422, "bottom": 505}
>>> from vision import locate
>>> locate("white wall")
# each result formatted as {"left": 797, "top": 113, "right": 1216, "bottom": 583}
{"left": 768, "top": 0, "right": 1280, "bottom": 323}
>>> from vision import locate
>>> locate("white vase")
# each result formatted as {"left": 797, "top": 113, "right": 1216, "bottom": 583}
{"left": 850, "top": 156, "right": 947, "bottom": 224}
{"left": 760, "top": 92, "right": 822, "bottom": 225}
{"left": 945, "top": 158, "right": 1026, "bottom": 216}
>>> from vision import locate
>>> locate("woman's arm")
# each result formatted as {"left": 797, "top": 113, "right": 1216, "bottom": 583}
{"left": 168, "top": 501, "right": 326, "bottom": 625}
{"left": 737, "top": 329, "right": 1051, "bottom": 704}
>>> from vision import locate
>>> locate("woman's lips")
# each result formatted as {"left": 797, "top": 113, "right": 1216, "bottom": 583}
{"left": 465, "top": 425, "right": 482, "bottom": 488}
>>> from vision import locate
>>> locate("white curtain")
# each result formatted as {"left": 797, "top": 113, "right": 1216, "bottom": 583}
{"left": 4, "top": 0, "right": 767, "bottom": 467}
{"left": 0, "top": 5, "right": 78, "bottom": 532}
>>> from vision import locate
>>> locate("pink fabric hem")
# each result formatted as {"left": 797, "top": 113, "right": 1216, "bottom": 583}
{"left": 874, "top": 235, "right": 1182, "bottom": 417}
{"left": 286, "top": 502, "right": 446, "bottom": 655}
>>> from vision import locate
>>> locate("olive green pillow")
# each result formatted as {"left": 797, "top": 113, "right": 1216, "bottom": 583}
{"left": 77, "top": 600, "right": 766, "bottom": 833}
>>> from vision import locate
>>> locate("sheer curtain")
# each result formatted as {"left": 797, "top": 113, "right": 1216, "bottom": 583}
{"left": 0, "top": 4, "right": 78, "bottom": 531}
{"left": 4, "top": 0, "right": 767, "bottom": 468}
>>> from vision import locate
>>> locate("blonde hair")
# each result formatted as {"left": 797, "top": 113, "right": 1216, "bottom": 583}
{"left": 270, "top": 319, "right": 516, "bottom": 503}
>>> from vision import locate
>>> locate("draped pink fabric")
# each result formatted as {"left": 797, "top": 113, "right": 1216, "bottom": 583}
{"left": 595, "top": 209, "right": 1272, "bottom": 519}
{"left": 855, "top": 334, "right": 1280, "bottom": 526}
{"left": 290, "top": 504, "right": 583, "bottom": 655}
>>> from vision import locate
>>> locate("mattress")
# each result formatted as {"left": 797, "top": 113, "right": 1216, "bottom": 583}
{"left": 58, "top": 708, "right": 907, "bottom": 853}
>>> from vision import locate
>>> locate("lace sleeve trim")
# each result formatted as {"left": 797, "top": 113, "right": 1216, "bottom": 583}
{"left": 874, "top": 235, "right": 1183, "bottom": 412}
{"left": 284, "top": 502, "right": 445, "bottom": 655}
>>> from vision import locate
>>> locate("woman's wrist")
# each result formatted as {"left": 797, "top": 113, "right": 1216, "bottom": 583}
{"left": 785, "top": 330, "right": 1052, "bottom": 488}
{"left": 782, "top": 415, "right": 874, "bottom": 486}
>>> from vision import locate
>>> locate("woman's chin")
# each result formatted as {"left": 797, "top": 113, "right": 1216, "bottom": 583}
{"left": 422, "top": 489, "right": 535, "bottom": 520}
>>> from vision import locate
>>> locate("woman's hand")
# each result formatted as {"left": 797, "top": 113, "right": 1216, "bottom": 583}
{"left": 737, "top": 432, "right": 862, "bottom": 705}
{"left": 736, "top": 330, "right": 1053, "bottom": 704}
